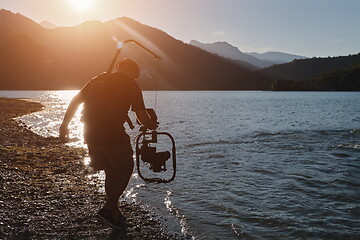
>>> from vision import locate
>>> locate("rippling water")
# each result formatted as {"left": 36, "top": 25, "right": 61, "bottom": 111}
{"left": 1, "top": 90, "right": 360, "bottom": 239}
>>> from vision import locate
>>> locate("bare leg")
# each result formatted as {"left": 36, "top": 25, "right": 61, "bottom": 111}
{"left": 103, "top": 159, "right": 133, "bottom": 215}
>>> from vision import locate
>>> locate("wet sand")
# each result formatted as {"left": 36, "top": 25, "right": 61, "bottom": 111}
{"left": 0, "top": 98, "right": 179, "bottom": 239}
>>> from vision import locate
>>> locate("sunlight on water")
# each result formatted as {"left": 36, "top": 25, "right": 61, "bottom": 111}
{"left": 55, "top": 90, "right": 78, "bottom": 101}
{"left": 231, "top": 224, "right": 241, "bottom": 237}
{"left": 125, "top": 187, "right": 138, "bottom": 199}
{"left": 10, "top": 90, "right": 84, "bottom": 148}
{"left": 124, "top": 172, "right": 144, "bottom": 202}
{"left": 164, "top": 190, "right": 194, "bottom": 239}
{"left": 83, "top": 156, "right": 91, "bottom": 166}
{"left": 125, "top": 183, "right": 146, "bottom": 201}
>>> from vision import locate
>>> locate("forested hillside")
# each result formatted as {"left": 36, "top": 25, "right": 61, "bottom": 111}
{"left": 0, "top": 9, "right": 271, "bottom": 90}
{"left": 272, "top": 62, "right": 360, "bottom": 91}
{"left": 261, "top": 53, "right": 360, "bottom": 81}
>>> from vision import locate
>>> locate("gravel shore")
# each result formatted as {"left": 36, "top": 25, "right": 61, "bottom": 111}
{"left": 0, "top": 98, "right": 179, "bottom": 239}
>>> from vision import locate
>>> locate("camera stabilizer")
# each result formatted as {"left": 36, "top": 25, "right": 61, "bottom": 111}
{"left": 135, "top": 109, "right": 176, "bottom": 183}
{"left": 106, "top": 39, "right": 175, "bottom": 183}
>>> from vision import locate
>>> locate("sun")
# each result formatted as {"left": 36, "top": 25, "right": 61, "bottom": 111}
{"left": 69, "top": 0, "right": 95, "bottom": 11}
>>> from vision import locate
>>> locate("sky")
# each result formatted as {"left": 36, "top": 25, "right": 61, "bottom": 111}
{"left": 1, "top": 0, "right": 359, "bottom": 57}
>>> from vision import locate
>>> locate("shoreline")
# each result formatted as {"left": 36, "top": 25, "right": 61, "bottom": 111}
{"left": 0, "top": 98, "right": 179, "bottom": 239}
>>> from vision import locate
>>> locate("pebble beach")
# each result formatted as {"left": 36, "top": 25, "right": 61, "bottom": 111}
{"left": 0, "top": 98, "right": 179, "bottom": 239}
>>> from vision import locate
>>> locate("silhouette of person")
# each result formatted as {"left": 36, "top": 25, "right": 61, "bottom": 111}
{"left": 59, "top": 58, "right": 157, "bottom": 229}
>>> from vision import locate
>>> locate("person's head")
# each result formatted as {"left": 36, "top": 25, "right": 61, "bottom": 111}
{"left": 115, "top": 58, "right": 140, "bottom": 80}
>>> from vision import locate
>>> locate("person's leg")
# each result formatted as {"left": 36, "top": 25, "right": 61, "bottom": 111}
{"left": 102, "top": 143, "right": 134, "bottom": 216}
{"left": 103, "top": 161, "right": 133, "bottom": 215}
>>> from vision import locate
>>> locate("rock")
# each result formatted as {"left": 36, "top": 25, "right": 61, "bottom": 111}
{"left": 54, "top": 169, "right": 67, "bottom": 174}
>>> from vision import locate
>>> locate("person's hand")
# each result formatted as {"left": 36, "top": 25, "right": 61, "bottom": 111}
{"left": 147, "top": 121, "right": 158, "bottom": 131}
{"left": 59, "top": 124, "right": 69, "bottom": 143}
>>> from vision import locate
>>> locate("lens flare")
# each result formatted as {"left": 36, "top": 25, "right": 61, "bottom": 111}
{"left": 117, "top": 41, "right": 124, "bottom": 49}
{"left": 112, "top": 36, "right": 124, "bottom": 49}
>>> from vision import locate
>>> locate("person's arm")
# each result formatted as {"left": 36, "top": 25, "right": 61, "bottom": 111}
{"left": 59, "top": 74, "right": 103, "bottom": 143}
{"left": 135, "top": 110, "right": 158, "bottom": 130}
{"left": 59, "top": 93, "right": 85, "bottom": 143}
{"left": 130, "top": 81, "right": 158, "bottom": 130}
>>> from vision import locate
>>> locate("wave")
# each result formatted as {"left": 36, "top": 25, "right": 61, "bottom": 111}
{"left": 350, "top": 128, "right": 360, "bottom": 134}
{"left": 253, "top": 128, "right": 359, "bottom": 138}
{"left": 185, "top": 139, "right": 249, "bottom": 148}
{"left": 331, "top": 152, "right": 352, "bottom": 158}
{"left": 164, "top": 190, "right": 194, "bottom": 239}
{"left": 337, "top": 143, "right": 360, "bottom": 150}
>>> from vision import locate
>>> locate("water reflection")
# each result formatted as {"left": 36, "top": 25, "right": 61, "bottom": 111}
{"left": 164, "top": 190, "right": 193, "bottom": 239}
{"left": 55, "top": 90, "right": 78, "bottom": 102}
{"left": 2, "top": 90, "right": 360, "bottom": 239}
{"left": 12, "top": 90, "right": 86, "bottom": 148}
{"left": 83, "top": 156, "right": 91, "bottom": 166}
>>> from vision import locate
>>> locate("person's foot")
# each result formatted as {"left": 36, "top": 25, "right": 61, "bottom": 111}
{"left": 97, "top": 208, "right": 125, "bottom": 230}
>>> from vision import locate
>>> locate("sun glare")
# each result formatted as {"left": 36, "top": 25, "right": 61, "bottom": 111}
{"left": 69, "top": 0, "right": 95, "bottom": 11}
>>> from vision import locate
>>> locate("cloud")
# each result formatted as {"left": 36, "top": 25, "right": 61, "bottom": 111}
{"left": 211, "top": 31, "right": 225, "bottom": 37}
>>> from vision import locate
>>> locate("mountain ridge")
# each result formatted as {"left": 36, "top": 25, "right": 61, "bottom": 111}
{"left": 190, "top": 40, "right": 277, "bottom": 68}
{"left": 0, "top": 9, "right": 271, "bottom": 90}
{"left": 190, "top": 40, "right": 308, "bottom": 68}
{"left": 1, "top": 9, "right": 358, "bottom": 91}
{"left": 40, "top": 20, "right": 57, "bottom": 29}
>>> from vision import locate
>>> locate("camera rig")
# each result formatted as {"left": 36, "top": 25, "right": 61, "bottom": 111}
{"left": 135, "top": 109, "right": 176, "bottom": 183}
{"left": 106, "top": 40, "right": 175, "bottom": 183}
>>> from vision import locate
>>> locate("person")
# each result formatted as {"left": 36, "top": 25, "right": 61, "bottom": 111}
{"left": 59, "top": 58, "right": 157, "bottom": 229}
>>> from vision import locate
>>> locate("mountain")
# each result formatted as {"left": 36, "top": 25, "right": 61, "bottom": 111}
{"left": 40, "top": 20, "right": 57, "bottom": 29}
{"left": 189, "top": 40, "right": 277, "bottom": 68}
{"left": 0, "top": 9, "right": 272, "bottom": 90}
{"left": 2, "top": 9, "right": 357, "bottom": 91}
{"left": 246, "top": 51, "right": 307, "bottom": 63}
{"left": 260, "top": 53, "right": 360, "bottom": 81}
{"left": 0, "top": 9, "right": 45, "bottom": 34}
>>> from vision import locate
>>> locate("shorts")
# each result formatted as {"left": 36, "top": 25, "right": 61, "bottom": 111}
{"left": 87, "top": 141, "right": 134, "bottom": 171}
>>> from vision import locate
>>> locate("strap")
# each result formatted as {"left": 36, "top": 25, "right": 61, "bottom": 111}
{"left": 126, "top": 115, "right": 134, "bottom": 129}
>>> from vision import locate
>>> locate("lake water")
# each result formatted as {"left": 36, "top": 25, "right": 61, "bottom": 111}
{"left": 1, "top": 90, "right": 360, "bottom": 239}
